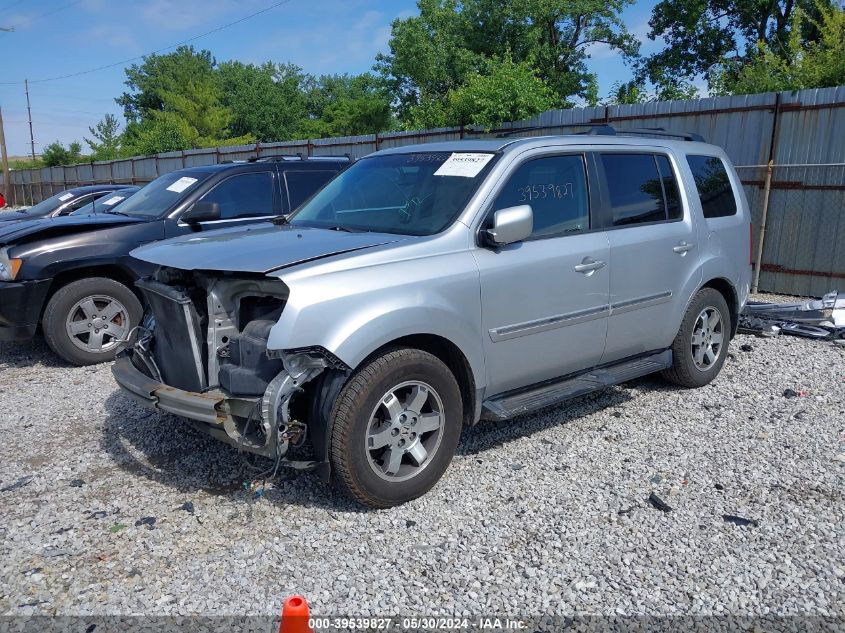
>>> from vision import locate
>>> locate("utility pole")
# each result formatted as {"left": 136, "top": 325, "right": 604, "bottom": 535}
{"left": 0, "top": 104, "right": 10, "bottom": 205}
{"left": 25, "top": 79, "right": 35, "bottom": 161}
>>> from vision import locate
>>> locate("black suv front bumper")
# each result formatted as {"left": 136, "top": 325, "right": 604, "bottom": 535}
{"left": 0, "top": 279, "right": 51, "bottom": 341}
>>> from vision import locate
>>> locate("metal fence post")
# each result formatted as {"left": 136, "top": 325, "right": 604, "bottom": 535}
{"left": 752, "top": 160, "right": 774, "bottom": 294}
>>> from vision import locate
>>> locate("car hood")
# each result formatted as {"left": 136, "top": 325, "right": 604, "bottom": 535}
{"left": 131, "top": 223, "right": 409, "bottom": 273}
{"left": 0, "top": 213, "right": 145, "bottom": 246}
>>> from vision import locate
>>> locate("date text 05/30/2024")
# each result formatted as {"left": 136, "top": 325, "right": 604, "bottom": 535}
{"left": 308, "top": 617, "right": 528, "bottom": 630}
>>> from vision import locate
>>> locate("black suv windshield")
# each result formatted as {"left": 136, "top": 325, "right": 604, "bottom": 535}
{"left": 116, "top": 171, "right": 209, "bottom": 218}
{"left": 288, "top": 152, "right": 498, "bottom": 235}
{"left": 22, "top": 190, "right": 80, "bottom": 215}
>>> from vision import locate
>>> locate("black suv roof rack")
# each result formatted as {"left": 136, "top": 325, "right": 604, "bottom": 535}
{"left": 249, "top": 153, "right": 353, "bottom": 163}
{"left": 579, "top": 124, "right": 705, "bottom": 142}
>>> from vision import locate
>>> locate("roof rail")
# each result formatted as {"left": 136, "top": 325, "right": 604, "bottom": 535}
{"left": 579, "top": 124, "right": 705, "bottom": 142}
{"left": 250, "top": 153, "right": 354, "bottom": 163}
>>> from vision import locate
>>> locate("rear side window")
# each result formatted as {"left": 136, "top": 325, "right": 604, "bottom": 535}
{"left": 285, "top": 170, "right": 338, "bottom": 211}
{"left": 600, "top": 153, "right": 681, "bottom": 226}
{"left": 492, "top": 154, "right": 590, "bottom": 237}
{"left": 686, "top": 155, "right": 737, "bottom": 218}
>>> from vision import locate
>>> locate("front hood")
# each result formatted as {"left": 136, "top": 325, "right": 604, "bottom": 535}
{"left": 0, "top": 213, "right": 145, "bottom": 246}
{"left": 0, "top": 210, "right": 42, "bottom": 224}
{"left": 131, "top": 223, "right": 409, "bottom": 274}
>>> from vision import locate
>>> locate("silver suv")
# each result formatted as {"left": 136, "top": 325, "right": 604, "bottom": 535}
{"left": 113, "top": 131, "right": 752, "bottom": 507}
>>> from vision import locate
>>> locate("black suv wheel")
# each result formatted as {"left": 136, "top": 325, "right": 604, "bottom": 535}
{"left": 42, "top": 277, "right": 143, "bottom": 366}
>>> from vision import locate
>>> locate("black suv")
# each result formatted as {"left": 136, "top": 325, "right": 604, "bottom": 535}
{"left": 0, "top": 156, "right": 349, "bottom": 365}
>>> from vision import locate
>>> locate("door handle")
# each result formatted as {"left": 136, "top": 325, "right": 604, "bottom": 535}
{"left": 574, "top": 257, "right": 607, "bottom": 274}
{"left": 673, "top": 241, "right": 695, "bottom": 254}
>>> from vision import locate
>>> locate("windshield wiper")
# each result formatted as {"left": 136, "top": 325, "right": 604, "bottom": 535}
{"left": 102, "top": 209, "right": 131, "bottom": 217}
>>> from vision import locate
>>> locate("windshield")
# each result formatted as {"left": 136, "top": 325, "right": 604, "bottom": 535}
{"left": 116, "top": 171, "right": 209, "bottom": 218}
{"left": 288, "top": 151, "right": 498, "bottom": 235}
{"left": 22, "top": 190, "right": 80, "bottom": 216}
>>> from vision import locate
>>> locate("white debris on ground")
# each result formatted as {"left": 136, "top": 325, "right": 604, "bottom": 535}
{"left": 0, "top": 294, "right": 842, "bottom": 619}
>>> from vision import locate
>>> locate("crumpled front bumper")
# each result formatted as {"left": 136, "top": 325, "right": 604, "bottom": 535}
{"left": 111, "top": 353, "right": 262, "bottom": 453}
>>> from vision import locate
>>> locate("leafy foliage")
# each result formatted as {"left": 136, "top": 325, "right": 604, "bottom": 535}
{"left": 85, "top": 114, "right": 122, "bottom": 161}
{"left": 377, "top": 0, "right": 638, "bottom": 115}
{"left": 711, "top": 2, "right": 845, "bottom": 94}
{"left": 641, "top": 0, "right": 841, "bottom": 89}
{"left": 406, "top": 53, "right": 556, "bottom": 129}
{"left": 41, "top": 141, "right": 82, "bottom": 167}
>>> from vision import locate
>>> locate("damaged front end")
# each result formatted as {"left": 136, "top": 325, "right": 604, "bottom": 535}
{"left": 112, "top": 267, "right": 348, "bottom": 471}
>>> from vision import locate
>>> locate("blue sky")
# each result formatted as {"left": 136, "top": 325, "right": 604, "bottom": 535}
{"left": 0, "top": 0, "right": 662, "bottom": 156}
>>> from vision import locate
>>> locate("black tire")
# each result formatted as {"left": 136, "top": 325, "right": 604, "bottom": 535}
{"left": 662, "top": 287, "right": 731, "bottom": 388}
{"left": 42, "top": 277, "right": 143, "bottom": 366}
{"left": 330, "top": 348, "right": 463, "bottom": 508}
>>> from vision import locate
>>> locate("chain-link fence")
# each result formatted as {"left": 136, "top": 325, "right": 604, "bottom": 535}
{"left": 736, "top": 162, "right": 845, "bottom": 297}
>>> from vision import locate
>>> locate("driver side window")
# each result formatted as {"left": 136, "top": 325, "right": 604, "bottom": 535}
{"left": 492, "top": 154, "right": 590, "bottom": 238}
{"left": 199, "top": 172, "right": 275, "bottom": 220}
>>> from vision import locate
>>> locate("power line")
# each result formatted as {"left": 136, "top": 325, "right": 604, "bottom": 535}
{"left": 0, "top": 0, "right": 27, "bottom": 13}
{"left": 5, "top": 0, "right": 85, "bottom": 30}
{"left": 0, "top": 0, "right": 294, "bottom": 86}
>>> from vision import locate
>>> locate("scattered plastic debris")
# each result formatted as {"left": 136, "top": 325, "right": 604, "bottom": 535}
{"left": 86, "top": 511, "right": 108, "bottom": 520}
{"left": 783, "top": 389, "right": 799, "bottom": 399}
{"left": 109, "top": 523, "right": 127, "bottom": 533}
{"left": 179, "top": 501, "right": 195, "bottom": 514}
{"left": 740, "top": 344, "right": 753, "bottom": 352}
{"left": 723, "top": 514, "right": 759, "bottom": 527}
{"left": 405, "top": 519, "right": 417, "bottom": 528}
{"left": 739, "top": 290, "right": 845, "bottom": 342}
{"left": 69, "top": 479, "right": 84, "bottom": 488}
{"left": 714, "top": 483, "right": 725, "bottom": 491}
{"left": 647, "top": 493, "right": 672, "bottom": 512}
{"left": 134, "top": 517, "right": 156, "bottom": 529}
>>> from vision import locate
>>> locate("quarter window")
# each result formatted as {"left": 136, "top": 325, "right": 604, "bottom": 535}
{"left": 491, "top": 155, "right": 590, "bottom": 238}
{"left": 199, "top": 172, "right": 275, "bottom": 220}
{"left": 686, "top": 155, "right": 737, "bottom": 218}
{"left": 601, "top": 153, "right": 681, "bottom": 226}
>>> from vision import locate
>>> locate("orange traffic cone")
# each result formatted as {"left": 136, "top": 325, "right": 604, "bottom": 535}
{"left": 279, "top": 595, "right": 312, "bottom": 633}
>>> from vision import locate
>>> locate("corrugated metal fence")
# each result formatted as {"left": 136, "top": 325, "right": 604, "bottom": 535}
{"left": 2, "top": 86, "right": 844, "bottom": 295}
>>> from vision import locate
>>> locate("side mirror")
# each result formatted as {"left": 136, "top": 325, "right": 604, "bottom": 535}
{"left": 182, "top": 201, "right": 220, "bottom": 224}
{"left": 484, "top": 204, "right": 533, "bottom": 245}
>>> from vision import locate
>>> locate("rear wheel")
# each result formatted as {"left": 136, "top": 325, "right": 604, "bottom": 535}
{"left": 43, "top": 277, "right": 142, "bottom": 366}
{"left": 662, "top": 287, "right": 730, "bottom": 388}
{"left": 330, "top": 348, "right": 463, "bottom": 508}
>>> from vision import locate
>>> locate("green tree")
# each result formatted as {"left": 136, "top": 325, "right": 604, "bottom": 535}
{"left": 406, "top": 53, "right": 556, "bottom": 129}
{"left": 299, "top": 73, "right": 394, "bottom": 137}
{"left": 117, "top": 46, "right": 217, "bottom": 122}
{"left": 121, "top": 113, "right": 193, "bottom": 156}
{"left": 712, "top": 2, "right": 845, "bottom": 94}
{"left": 84, "top": 114, "right": 122, "bottom": 161}
{"left": 642, "top": 0, "right": 837, "bottom": 89}
{"left": 41, "top": 141, "right": 82, "bottom": 167}
{"left": 377, "top": 0, "right": 638, "bottom": 119}
{"left": 216, "top": 61, "right": 309, "bottom": 141}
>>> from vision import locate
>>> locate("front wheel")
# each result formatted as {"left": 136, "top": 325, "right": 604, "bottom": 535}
{"left": 662, "top": 287, "right": 731, "bottom": 388}
{"left": 329, "top": 348, "right": 463, "bottom": 508}
{"left": 42, "top": 277, "right": 143, "bottom": 366}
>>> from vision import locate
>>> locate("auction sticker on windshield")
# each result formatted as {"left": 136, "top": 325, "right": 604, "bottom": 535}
{"left": 101, "top": 196, "right": 125, "bottom": 206}
{"left": 59, "top": 193, "right": 74, "bottom": 201}
{"left": 434, "top": 153, "right": 494, "bottom": 178}
{"left": 166, "top": 176, "right": 198, "bottom": 193}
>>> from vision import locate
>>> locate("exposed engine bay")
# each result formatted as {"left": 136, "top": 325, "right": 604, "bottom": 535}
{"left": 119, "top": 266, "right": 349, "bottom": 472}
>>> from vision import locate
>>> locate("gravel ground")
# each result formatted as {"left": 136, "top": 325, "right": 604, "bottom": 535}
{"left": 0, "top": 294, "right": 843, "bottom": 624}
